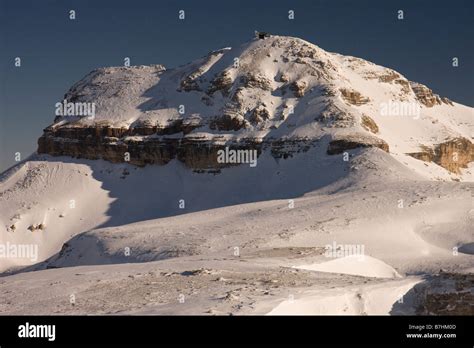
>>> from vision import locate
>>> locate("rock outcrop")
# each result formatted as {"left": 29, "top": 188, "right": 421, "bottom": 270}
{"left": 209, "top": 112, "right": 248, "bottom": 131}
{"left": 361, "top": 114, "right": 379, "bottom": 134}
{"left": 410, "top": 82, "right": 453, "bottom": 107}
{"left": 340, "top": 88, "right": 370, "bottom": 106}
{"left": 240, "top": 73, "right": 272, "bottom": 91}
{"left": 250, "top": 105, "right": 271, "bottom": 124}
{"left": 415, "top": 273, "right": 474, "bottom": 315}
{"left": 208, "top": 70, "right": 233, "bottom": 96}
{"left": 407, "top": 138, "right": 474, "bottom": 173}
{"left": 327, "top": 135, "right": 389, "bottom": 155}
{"left": 289, "top": 80, "right": 307, "bottom": 97}
{"left": 37, "top": 125, "right": 322, "bottom": 170}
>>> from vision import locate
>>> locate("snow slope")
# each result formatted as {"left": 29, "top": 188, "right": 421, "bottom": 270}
{"left": 0, "top": 147, "right": 472, "bottom": 314}
{"left": 293, "top": 256, "right": 402, "bottom": 279}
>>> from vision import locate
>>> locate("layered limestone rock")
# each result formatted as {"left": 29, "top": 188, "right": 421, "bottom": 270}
{"left": 407, "top": 138, "right": 474, "bottom": 174}
{"left": 410, "top": 82, "right": 453, "bottom": 107}
{"left": 38, "top": 127, "right": 243, "bottom": 169}
{"left": 270, "top": 138, "right": 316, "bottom": 159}
{"left": 38, "top": 122, "right": 391, "bottom": 167}
{"left": 340, "top": 88, "right": 370, "bottom": 106}
{"left": 361, "top": 114, "right": 379, "bottom": 134}
{"left": 37, "top": 125, "right": 320, "bottom": 170}
{"left": 327, "top": 134, "right": 389, "bottom": 155}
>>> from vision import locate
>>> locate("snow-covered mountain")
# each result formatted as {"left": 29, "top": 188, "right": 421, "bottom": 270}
{"left": 0, "top": 34, "right": 472, "bottom": 315}
{"left": 37, "top": 34, "right": 473, "bottom": 173}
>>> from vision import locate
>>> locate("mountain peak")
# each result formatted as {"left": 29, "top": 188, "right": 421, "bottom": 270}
{"left": 38, "top": 34, "right": 473, "bottom": 175}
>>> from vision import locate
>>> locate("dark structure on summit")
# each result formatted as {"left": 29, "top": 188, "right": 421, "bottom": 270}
{"left": 254, "top": 31, "right": 270, "bottom": 40}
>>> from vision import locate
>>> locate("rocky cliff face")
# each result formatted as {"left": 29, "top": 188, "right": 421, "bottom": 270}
{"left": 410, "top": 82, "right": 453, "bottom": 107}
{"left": 36, "top": 35, "right": 473, "bottom": 175}
{"left": 407, "top": 138, "right": 474, "bottom": 174}
{"left": 327, "top": 135, "right": 389, "bottom": 155}
{"left": 38, "top": 124, "right": 317, "bottom": 170}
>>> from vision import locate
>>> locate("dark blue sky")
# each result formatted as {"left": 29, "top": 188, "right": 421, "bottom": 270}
{"left": 1, "top": 0, "right": 473, "bottom": 172}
